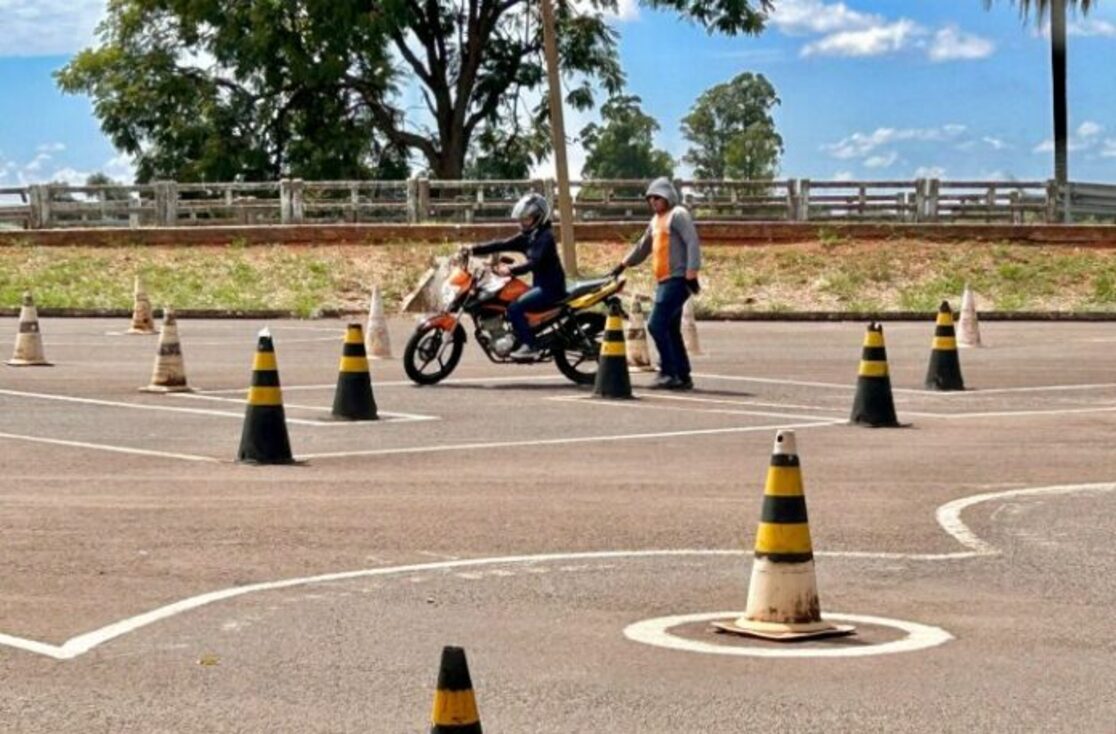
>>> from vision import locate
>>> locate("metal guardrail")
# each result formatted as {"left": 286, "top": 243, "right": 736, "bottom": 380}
{"left": 0, "top": 178, "right": 1103, "bottom": 230}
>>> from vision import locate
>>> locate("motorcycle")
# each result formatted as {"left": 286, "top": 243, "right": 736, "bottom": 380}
{"left": 403, "top": 248, "right": 624, "bottom": 386}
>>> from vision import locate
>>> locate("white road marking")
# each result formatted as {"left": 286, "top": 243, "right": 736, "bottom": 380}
{"left": 908, "top": 406, "right": 1116, "bottom": 420}
{"left": 169, "top": 393, "right": 440, "bottom": 423}
{"left": 197, "top": 374, "right": 568, "bottom": 394}
{"left": 632, "top": 392, "right": 839, "bottom": 413}
{"left": 547, "top": 394, "right": 838, "bottom": 423}
{"left": 623, "top": 611, "right": 953, "bottom": 659}
{"left": 0, "top": 431, "right": 217, "bottom": 463}
{"left": 297, "top": 420, "right": 843, "bottom": 459}
{"left": 691, "top": 372, "right": 1116, "bottom": 398}
{"left": 0, "top": 388, "right": 433, "bottom": 427}
{"left": 2, "top": 481, "right": 1110, "bottom": 661}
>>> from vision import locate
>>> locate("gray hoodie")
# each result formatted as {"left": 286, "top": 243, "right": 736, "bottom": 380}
{"left": 622, "top": 178, "right": 701, "bottom": 282}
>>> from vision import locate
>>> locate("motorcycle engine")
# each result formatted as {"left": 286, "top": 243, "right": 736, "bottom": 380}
{"left": 478, "top": 315, "right": 516, "bottom": 357}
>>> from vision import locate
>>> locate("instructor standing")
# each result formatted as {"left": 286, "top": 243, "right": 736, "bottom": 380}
{"left": 609, "top": 178, "right": 701, "bottom": 391}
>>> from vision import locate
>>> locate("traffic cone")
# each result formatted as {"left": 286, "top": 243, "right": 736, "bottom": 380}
{"left": 849, "top": 323, "right": 901, "bottom": 428}
{"left": 237, "top": 328, "right": 295, "bottom": 464}
{"left": 957, "top": 284, "right": 983, "bottom": 348}
{"left": 365, "top": 285, "right": 392, "bottom": 359}
{"left": 332, "top": 323, "right": 378, "bottom": 421}
{"left": 592, "top": 299, "right": 633, "bottom": 399}
{"left": 925, "top": 301, "right": 965, "bottom": 391}
{"left": 127, "top": 275, "right": 157, "bottom": 335}
{"left": 430, "top": 646, "right": 482, "bottom": 734}
{"left": 6, "top": 292, "right": 52, "bottom": 366}
{"left": 714, "top": 430, "right": 854, "bottom": 641}
{"left": 682, "top": 298, "right": 702, "bottom": 356}
{"left": 139, "top": 308, "right": 192, "bottom": 393}
{"left": 625, "top": 296, "right": 654, "bottom": 372}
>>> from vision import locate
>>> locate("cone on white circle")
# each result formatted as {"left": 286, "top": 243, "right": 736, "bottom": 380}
{"left": 140, "top": 308, "right": 192, "bottom": 393}
{"left": 682, "top": 298, "right": 702, "bottom": 356}
{"left": 625, "top": 296, "right": 655, "bottom": 372}
{"left": 127, "top": 275, "right": 158, "bottom": 335}
{"left": 6, "top": 291, "right": 52, "bottom": 366}
{"left": 365, "top": 286, "right": 392, "bottom": 359}
{"left": 713, "top": 430, "right": 854, "bottom": 641}
{"left": 957, "top": 284, "right": 983, "bottom": 348}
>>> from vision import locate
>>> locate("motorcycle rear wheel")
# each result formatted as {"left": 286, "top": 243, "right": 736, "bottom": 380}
{"left": 403, "top": 323, "right": 466, "bottom": 385}
{"left": 554, "top": 312, "right": 607, "bottom": 386}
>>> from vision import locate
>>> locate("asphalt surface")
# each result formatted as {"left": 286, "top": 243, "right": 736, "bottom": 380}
{"left": 1, "top": 316, "right": 1114, "bottom": 733}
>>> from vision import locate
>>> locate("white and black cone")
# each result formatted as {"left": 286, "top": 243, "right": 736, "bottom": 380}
{"left": 140, "top": 308, "right": 192, "bottom": 393}
{"left": 6, "top": 292, "right": 51, "bottom": 366}
{"left": 127, "top": 275, "right": 158, "bottom": 335}
{"left": 365, "top": 285, "right": 392, "bottom": 359}
{"left": 957, "top": 284, "right": 983, "bottom": 348}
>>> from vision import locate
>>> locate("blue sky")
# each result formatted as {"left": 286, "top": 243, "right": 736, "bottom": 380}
{"left": 0, "top": 0, "right": 1113, "bottom": 186}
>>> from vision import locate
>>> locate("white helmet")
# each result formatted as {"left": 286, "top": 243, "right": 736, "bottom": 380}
{"left": 511, "top": 193, "right": 550, "bottom": 232}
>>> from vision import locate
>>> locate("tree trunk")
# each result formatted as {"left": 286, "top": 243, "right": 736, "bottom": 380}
{"left": 1050, "top": 0, "right": 1069, "bottom": 222}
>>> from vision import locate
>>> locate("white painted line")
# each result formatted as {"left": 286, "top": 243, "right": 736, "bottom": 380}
{"left": 169, "top": 393, "right": 440, "bottom": 423}
{"left": 298, "top": 420, "right": 843, "bottom": 459}
{"left": 197, "top": 374, "right": 569, "bottom": 394}
{"left": 2, "top": 481, "right": 1111, "bottom": 660}
{"left": 691, "top": 372, "right": 929, "bottom": 394}
{"left": 0, "top": 431, "right": 217, "bottom": 463}
{"left": 907, "top": 406, "right": 1116, "bottom": 420}
{"left": 547, "top": 394, "right": 838, "bottom": 423}
{"left": 927, "top": 382, "right": 1116, "bottom": 397}
{"left": 623, "top": 611, "right": 953, "bottom": 658}
{"left": 632, "top": 392, "right": 840, "bottom": 413}
{"left": 198, "top": 384, "right": 333, "bottom": 394}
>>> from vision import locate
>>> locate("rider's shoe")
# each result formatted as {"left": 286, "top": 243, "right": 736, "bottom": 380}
{"left": 509, "top": 344, "right": 541, "bottom": 361}
{"left": 649, "top": 374, "right": 680, "bottom": 390}
{"left": 670, "top": 376, "right": 695, "bottom": 391}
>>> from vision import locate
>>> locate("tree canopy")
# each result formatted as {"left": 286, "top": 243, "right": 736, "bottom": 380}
{"left": 681, "top": 72, "right": 782, "bottom": 181}
{"left": 580, "top": 94, "right": 674, "bottom": 179}
{"left": 58, "top": 0, "right": 774, "bottom": 182}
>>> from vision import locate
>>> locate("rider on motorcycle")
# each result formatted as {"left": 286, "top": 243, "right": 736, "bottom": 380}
{"left": 468, "top": 193, "right": 567, "bottom": 360}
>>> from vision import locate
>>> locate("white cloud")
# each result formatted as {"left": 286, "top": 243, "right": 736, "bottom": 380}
{"left": 833, "top": 171, "right": 855, "bottom": 181}
{"left": 574, "top": 0, "right": 639, "bottom": 22}
{"left": 767, "top": 0, "right": 879, "bottom": 35}
{"left": 982, "top": 136, "right": 1010, "bottom": 151}
{"left": 802, "top": 19, "right": 923, "bottom": 58}
{"left": 914, "top": 166, "right": 946, "bottom": 179}
{"left": 823, "top": 124, "right": 967, "bottom": 159}
{"left": 1033, "top": 121, "right": 1106, "bottom": 154}
{"left": 102, "top": 153, "right": 136, "bottom": 182}
{"left": 36, "top": 142, "right": 67, "bottom": 153}
{"left": 1068, "top": 18, "right": 1116, "bottom": 37}
{"left": 864, "top": 151, "right": 899, "bottom": 169}
{"left": 46, "top": 167, "right": 93, "bottom": 186}
{"left": 0, "top": 0, "right": 105, "bottom": 57}
{"left": 1101, "top": 140, "right": 1116, "bottom": 159}
{"left": 928, "top": 26, "right": 995, "bottom": 62}
{"left": 23, "top": 153, "right": 51, "bottom": 172}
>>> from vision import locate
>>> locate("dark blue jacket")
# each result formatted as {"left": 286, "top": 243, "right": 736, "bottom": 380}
{"left": 472, "top": 222, "right": 567, "bottom": 295}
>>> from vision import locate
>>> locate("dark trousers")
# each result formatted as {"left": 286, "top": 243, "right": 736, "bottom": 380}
{"left": 649, "top": 277, "right": 691, "bottom": 379}
{"left": 508, "top": 286, "right": 563, "bottom": 347}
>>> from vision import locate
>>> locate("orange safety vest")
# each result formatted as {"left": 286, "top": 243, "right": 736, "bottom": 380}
{"left": 651, "top": 210, "right": 674, "bottom": 282}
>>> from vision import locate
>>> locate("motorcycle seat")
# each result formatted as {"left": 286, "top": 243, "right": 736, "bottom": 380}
{"left": 559, "top": 278, "right": 611, "bottom": 304}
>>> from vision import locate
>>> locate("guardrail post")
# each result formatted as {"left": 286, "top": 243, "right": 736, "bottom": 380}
{"left": 784, "top": 178, "right": 797, "bottom": 221}
{"left": 28, "top": 184, "right": 50, "bottom": 229}
{"left": 153, "top": 181, "right": 177, "bottom": 227}
{"left": 416, "top": 178, "right": 431, "bottom": 223}
{"left": 290, "top": 179, "right": 304, "bottom": 224}
{"left": 280, "top": 178, "right": 292, "bottom": 224}
{"left": 1044, "top": 179, "right": 1058, "bottom": 223}
{"left": 406, "top": 178, "right": 419, "bottom": 224}
{"left": 1009, "top": 191, "right": 1022, "bottom": 224}
{"left": 926, "top": 179, "right": 941, "bottom": 222}
{"left": 795, "top": 179, "right": 811, "bottom": 221}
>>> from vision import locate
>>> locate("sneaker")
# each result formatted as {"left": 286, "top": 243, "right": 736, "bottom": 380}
{"left": 509, "top": 344, "right": 540, "bottom": 361}
{"left": 670, "top": 377, "right": 694, "bottom": 391}
{"left": 649, "top": 374, "right": 680, "bottom": 390}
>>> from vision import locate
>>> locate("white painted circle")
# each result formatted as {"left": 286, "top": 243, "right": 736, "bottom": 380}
{"left": 624, "top": 611, "right": 954, "bottom": 658}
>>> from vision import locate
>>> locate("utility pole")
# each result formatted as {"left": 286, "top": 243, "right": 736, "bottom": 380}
{"left": 539, "top": 0, "right": 579, "bottom": 276}
{"left": 1050, "top": 0, "right": 1070, "bottom": 223}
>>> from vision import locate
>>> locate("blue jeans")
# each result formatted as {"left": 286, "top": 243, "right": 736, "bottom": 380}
{"left": 649, "top": 278, "right": 691, "bottom": 380}
{"left": 508, "top": 286, "right": 563, "bottom": 348}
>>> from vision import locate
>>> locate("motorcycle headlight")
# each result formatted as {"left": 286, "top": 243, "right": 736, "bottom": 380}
{"left": 441, "top": 281, "right": 460, "bottom": 309}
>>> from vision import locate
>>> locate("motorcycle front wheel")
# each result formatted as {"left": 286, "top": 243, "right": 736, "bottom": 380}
{"left": 403, "top": 323, "right": 466, "bottom": 385}
{"left": 553, "top": 312, "right": 607, "bottom": 386}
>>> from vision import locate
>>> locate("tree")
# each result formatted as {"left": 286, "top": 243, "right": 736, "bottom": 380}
{"left": 57, "top": 2, "right": 395, "bottom": 183}
{"left": 59, "top": 0, "right": 774, "bottom": 181}
{"left": 986, "top": 0, "right": 1095, "bottom": 212}
{"left": 681, "top": 72, "right": 783, "bottom": 181}
{"left": 580, "top": 95, "right": 674, "bottom": 180}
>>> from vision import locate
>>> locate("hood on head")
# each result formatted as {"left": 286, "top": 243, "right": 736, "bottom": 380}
{"left": 644, "top": 177, "right": 679, "bottom": 207}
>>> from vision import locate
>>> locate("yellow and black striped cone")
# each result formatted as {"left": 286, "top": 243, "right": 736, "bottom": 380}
{"left": 332, "top": 323, "right": 378, "bottom": 421}
{"left": 127, "top": 275, "right": 157, "bottom": 334}
{"left": 592, "top": 299, "right": 633, "bottom": 399}
{"left": 6, "top": 291, "right": 52, "bottom": 366}
{"left": 714, "top": 430, "right": 854, "bottom": 641}
{"left": 140, "top": 308, "right": 192, "bottom": 393}
{"left": 925, "top": 301, "right": 965, "bottom": 391}
{"left": 625, "top": 297, "right": 654, "bottom": 372}
{"left": 849, "top": 323, "right": 901, "bottom": 427}
{"left": 237, "top": 328, "right": 294, "bottom": 464}
{"left": 430, "top": 646, "right": 482, "bottom": 734}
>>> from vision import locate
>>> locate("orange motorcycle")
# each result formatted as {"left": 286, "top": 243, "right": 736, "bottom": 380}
{"left": 403, "top": 248, "right": 624, "bottom": 385}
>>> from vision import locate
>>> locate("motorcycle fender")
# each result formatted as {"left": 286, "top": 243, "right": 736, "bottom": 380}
{"left": 423, "top": 314, "right": 459, "bottom": 332}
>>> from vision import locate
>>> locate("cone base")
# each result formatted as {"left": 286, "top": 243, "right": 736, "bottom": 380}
{"left": 139, "top": 384, "right": 193, "bottom": 394}
{"left": 591, "top": 392, "right": 635, "bottom": 400}
{"left": 712, "top": 618, "right": 855, "bottom": 641}
{"left": 325, "top": 412, "right": 379, "bottom": 422}
{"left": 6, "top": 359, "right": 52, "bottom": 367}
{"left": 126, "top": 328, "right": 159, "bottom": 335}
{"left": 848, "top": 419, "right": 905, "bottom": 429}
{"left": 236, "top": 457, "right": 301, "bottom": 466}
